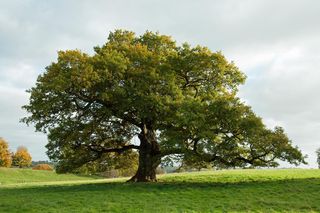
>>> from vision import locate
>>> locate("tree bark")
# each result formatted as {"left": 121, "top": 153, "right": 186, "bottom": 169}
{"left": 128, "top": 125, "right": 161, "bottom": 182}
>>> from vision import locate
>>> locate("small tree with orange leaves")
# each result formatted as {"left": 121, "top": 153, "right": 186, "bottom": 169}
{"left": 12, "top": 146, "right": 32, "bottom": 168}
{"left": 0, "top": 138, "right": 12, "bottom": 167}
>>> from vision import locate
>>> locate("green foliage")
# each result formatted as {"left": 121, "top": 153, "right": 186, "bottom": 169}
{"left": 22, "top": 30, "right": 306, "bottom": 178}
{"left": 12, "top": 146, "right": 32, "bottom": 168}
{"left": 179, "top": 154, "right": 212, "bottom": 171}
{"left": 0, "top": 169, "right": 319, "bottom": 212}
{"left": 73, "top": 151, "right": 138, "bottom": 177}
{"left": 0, "top": 138, "right": 12, "bottom": 168}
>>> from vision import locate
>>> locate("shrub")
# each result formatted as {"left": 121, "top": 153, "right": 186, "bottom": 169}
{"left": 32, "top": 164, "right": 53, "bottom": 171}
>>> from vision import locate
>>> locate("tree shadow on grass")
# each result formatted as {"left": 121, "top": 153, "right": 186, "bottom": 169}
{"left": 1, "top": 178, "right": 319, "bottom": 212}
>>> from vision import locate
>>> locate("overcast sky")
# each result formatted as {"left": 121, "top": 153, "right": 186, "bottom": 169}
{"left": 0, "top": 0, "right": 319, "bottom": 167}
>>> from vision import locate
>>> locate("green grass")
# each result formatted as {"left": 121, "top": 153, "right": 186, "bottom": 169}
{"left": 0, "top": 167, "right": 100, "bottom": 186}
{"left": 0, "top": 168, "right": 319, "bottom": 212}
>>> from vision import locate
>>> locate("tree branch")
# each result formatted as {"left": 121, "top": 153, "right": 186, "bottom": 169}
{"left": 88, "top": 144, "right": 140, "bottom": 154}
{"left": 160, "top": 148, "right": 185, "bottom": 157}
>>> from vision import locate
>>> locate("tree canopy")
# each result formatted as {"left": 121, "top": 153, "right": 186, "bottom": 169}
{"left": 23, "top": 30, "right": 306, "bottom": 182}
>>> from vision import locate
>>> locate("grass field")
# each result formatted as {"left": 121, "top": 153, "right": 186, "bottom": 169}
{"left": 0, "top": 167, "right": 101, "bottom": 186}
{"left": 0, "top": 168, "right": 319, "bottom": 212}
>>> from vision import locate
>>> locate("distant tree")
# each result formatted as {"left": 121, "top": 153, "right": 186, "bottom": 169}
{"left": 12, "top": 146, "right": 32, "bottom": 168}
{"left": 23, "top": 30, "right": 307, "bottom": 182}
{"left": 31, "top": 160, "right": 54, "bottom": 167}
{"left": 316, "top": 148, "right": 320, "bottom": 169}
{"left": 0, "top": 138, "right": 12, "bottom": 167}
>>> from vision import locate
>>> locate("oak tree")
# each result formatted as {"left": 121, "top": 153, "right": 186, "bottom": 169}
{"left": 23, "top": 30, "right": 306, "bottom": 182}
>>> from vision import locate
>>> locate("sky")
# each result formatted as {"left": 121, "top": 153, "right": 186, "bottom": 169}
{"left": 0, "top": 0, "right": 319, "bottom": 167}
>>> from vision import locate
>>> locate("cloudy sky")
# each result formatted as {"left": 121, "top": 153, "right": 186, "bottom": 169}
{"left": 0, "top": 0, "right": 319, "bottom": 167}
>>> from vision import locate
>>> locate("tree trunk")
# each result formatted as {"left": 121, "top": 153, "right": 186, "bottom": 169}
{"left": 128, "top": 125, "right": 161, "bottom": 182}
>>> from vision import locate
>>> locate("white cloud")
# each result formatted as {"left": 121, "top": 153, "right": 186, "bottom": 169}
{"left": 0, "top": 85, "right": 47, "bottom": 160}
{"left": 232, "top": 38, "right": 320, "bottom": 167}
{"left": 0, "top": 62, "right": 38, "bottom": 88}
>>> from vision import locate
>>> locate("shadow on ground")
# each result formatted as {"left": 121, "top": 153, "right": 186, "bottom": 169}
{"left": 0, "top": 178, "right": 319, "bottom": 212}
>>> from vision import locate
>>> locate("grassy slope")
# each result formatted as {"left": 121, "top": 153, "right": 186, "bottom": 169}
{"left": 0, "top": 168, "right": 100, "bottom": 185}
{"left": 0, "top": 169, "right": 319, "bottom": 212}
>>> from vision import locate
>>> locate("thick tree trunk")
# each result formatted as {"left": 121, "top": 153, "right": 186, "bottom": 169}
{"left": 128, "top": 125, "right": 161, "bottom": 182}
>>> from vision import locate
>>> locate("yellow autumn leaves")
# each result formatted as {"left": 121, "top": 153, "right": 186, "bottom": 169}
{"left": 0, "top": 138, "right": 12, "bottom": 167}
{"left": 0, "top": 138, "right": 32, "bottom": 168}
